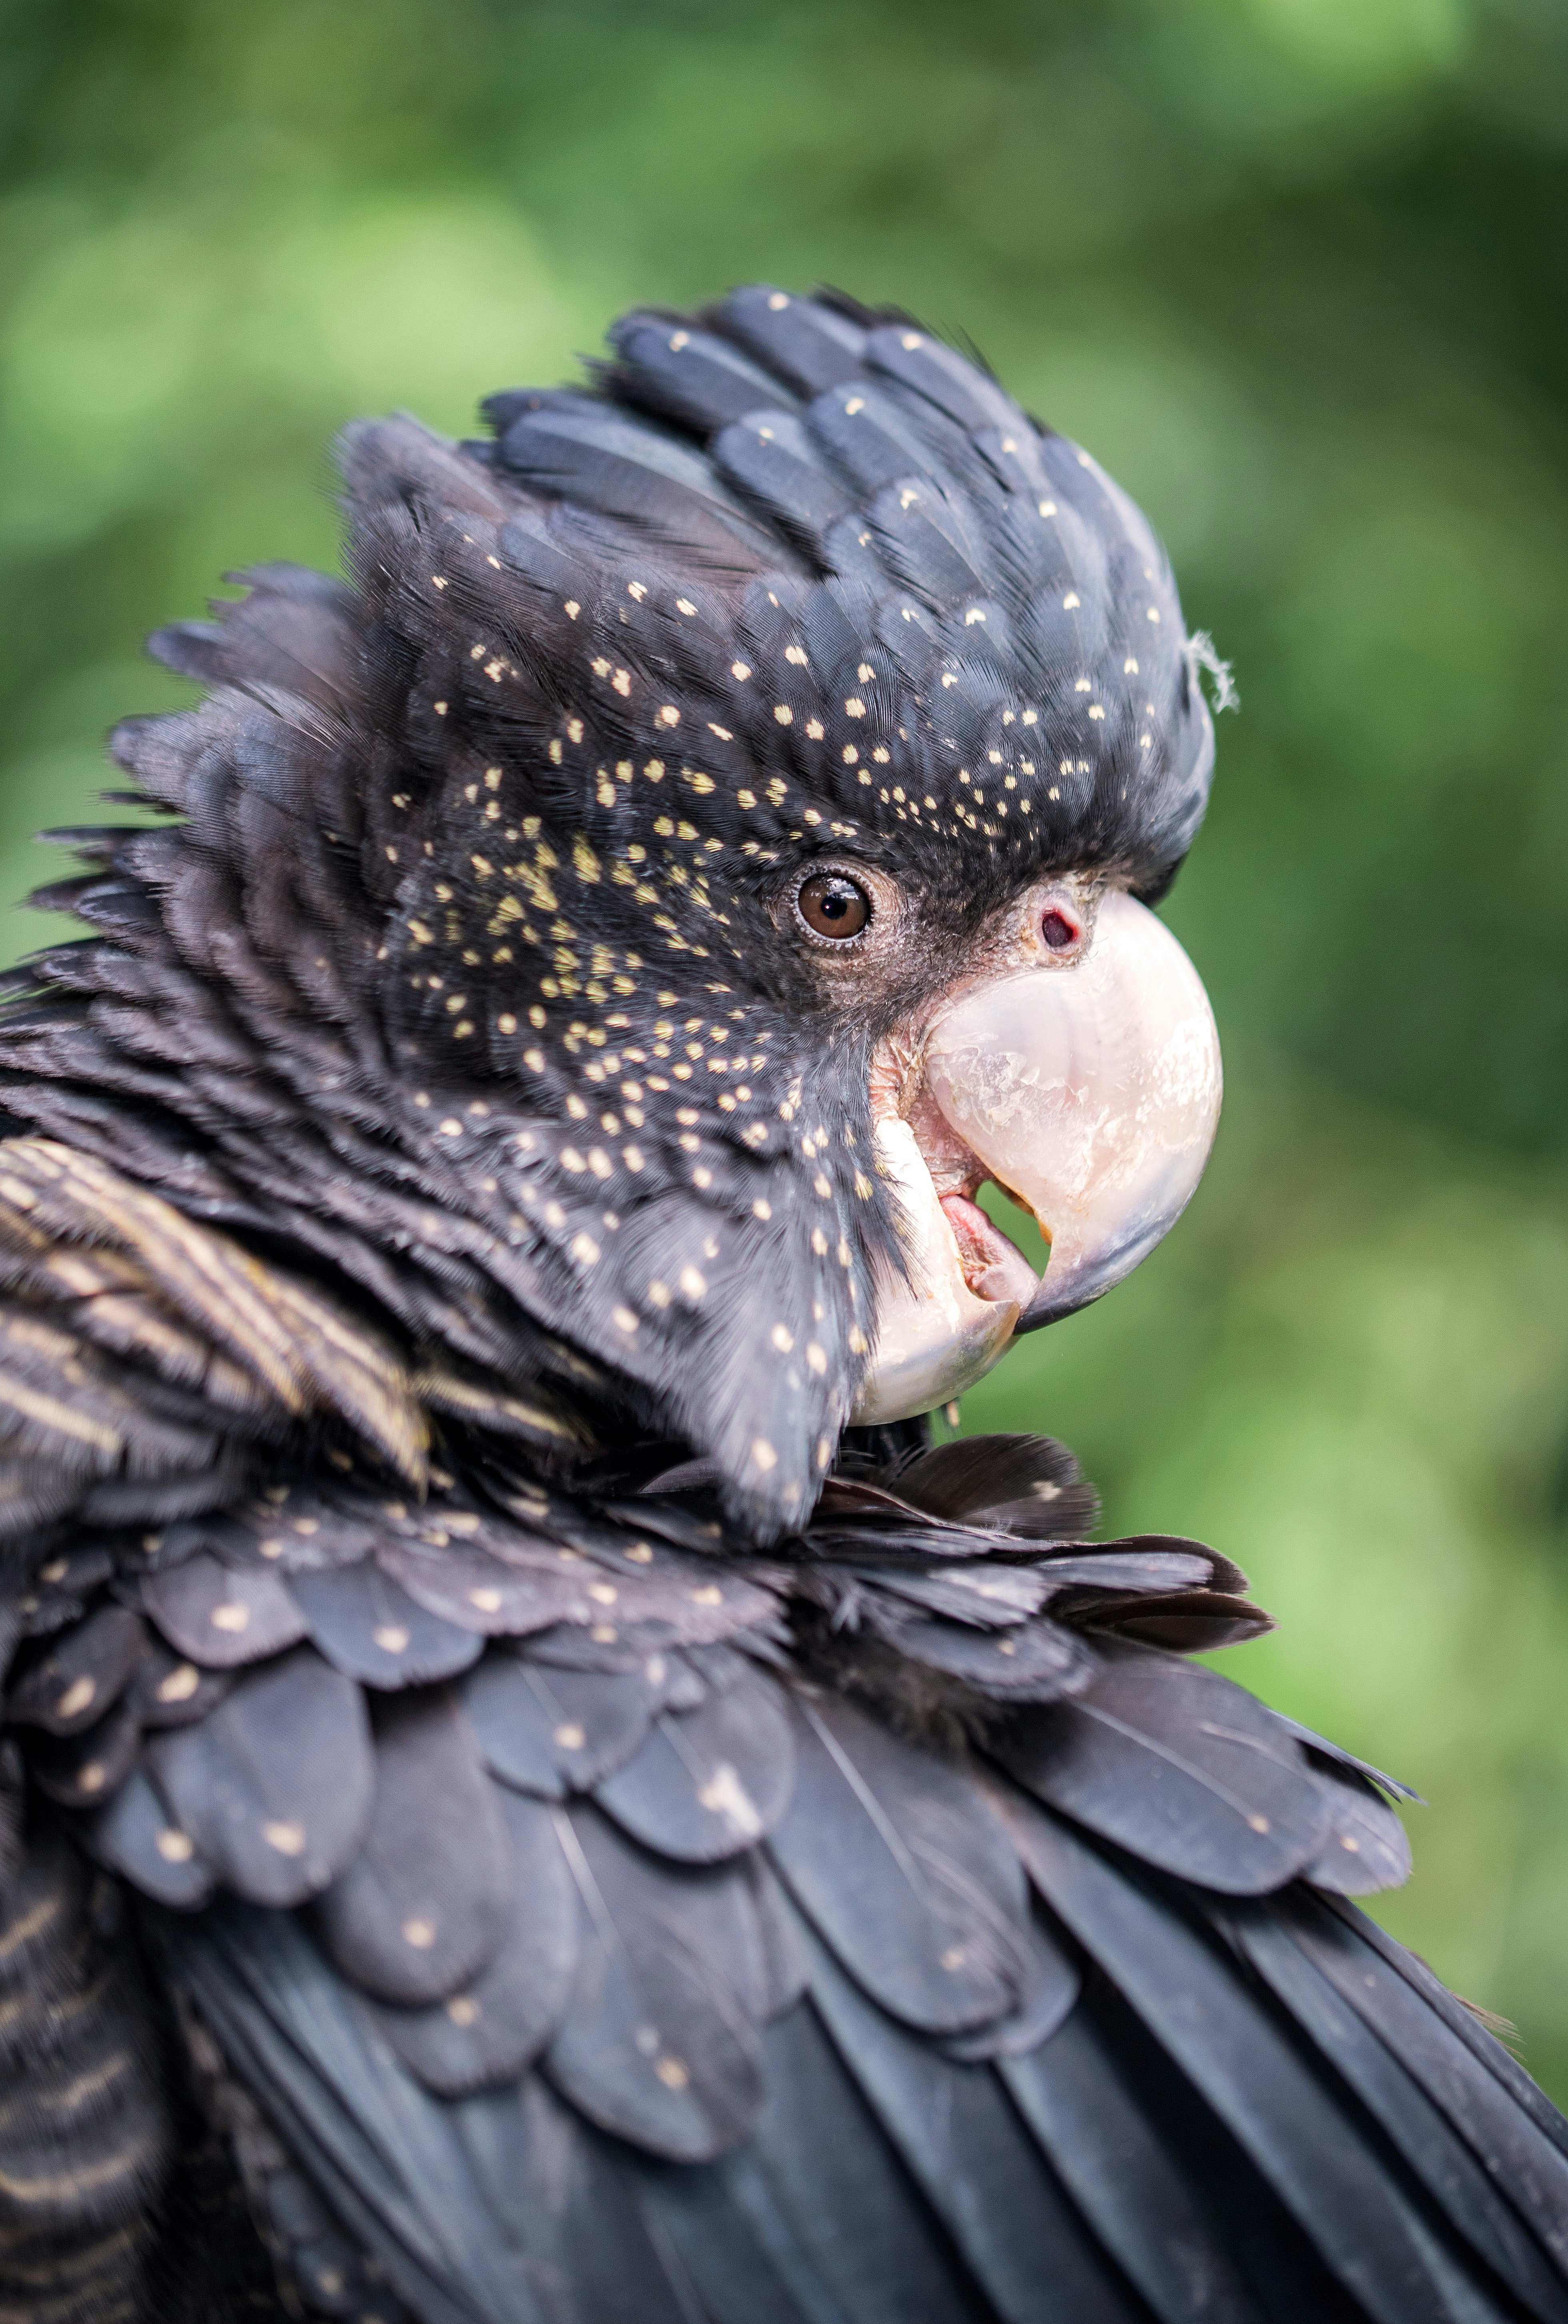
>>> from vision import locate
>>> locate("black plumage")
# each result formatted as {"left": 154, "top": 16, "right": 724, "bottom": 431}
{"left": 0, "top": 285, "right": 1559, "bottom": 2324}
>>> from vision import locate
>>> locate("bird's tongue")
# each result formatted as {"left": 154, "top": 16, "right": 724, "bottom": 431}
{"left": 939, "top": 1191, "right": 1041, "bottom": 1311}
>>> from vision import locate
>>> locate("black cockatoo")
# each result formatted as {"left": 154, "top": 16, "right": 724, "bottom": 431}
{"left": 0, "top": 285, "right": 1564, "bottom": 2324}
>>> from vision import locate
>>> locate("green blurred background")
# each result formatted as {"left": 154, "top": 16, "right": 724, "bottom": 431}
{"left": 2, "top": 0, "right": 1566, "bottom": 2087}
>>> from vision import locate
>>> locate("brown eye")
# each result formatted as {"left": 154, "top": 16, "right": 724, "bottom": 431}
{"left": 797, "top": 872, "right": 871, "bottom": 941}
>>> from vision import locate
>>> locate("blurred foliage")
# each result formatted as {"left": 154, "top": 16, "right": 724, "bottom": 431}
{"left": 0, "top": 0, "right": 1566, "bottom": 2086}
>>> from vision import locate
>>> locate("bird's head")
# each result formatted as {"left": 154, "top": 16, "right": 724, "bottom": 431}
{"left": 92, "top": 288, "right": 1224, "bottom": 1542}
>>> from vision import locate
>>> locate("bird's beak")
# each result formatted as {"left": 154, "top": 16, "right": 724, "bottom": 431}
{"left": 852, "top": 891, "right": 1222, "bottom": 1423}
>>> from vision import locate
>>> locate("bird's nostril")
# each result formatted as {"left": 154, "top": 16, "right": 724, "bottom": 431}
{"left": 1041, "top": 908, "right": 1079, "bottom": 951}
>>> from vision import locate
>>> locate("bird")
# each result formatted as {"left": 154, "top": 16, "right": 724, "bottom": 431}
{"left": 0, "top": 281, "right": 1563, "bottom": 2324}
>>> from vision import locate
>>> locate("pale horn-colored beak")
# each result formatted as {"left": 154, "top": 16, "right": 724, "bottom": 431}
{"left": 852, "top": 892, "right": 1221, "bottom": 1422}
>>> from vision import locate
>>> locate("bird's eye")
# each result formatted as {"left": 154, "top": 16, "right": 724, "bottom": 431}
{"left": 797, "top": 872, "right": 871, "bottom": 941}
{"left": 1041, "top": 906, "right": 1080, "bottom": 952}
